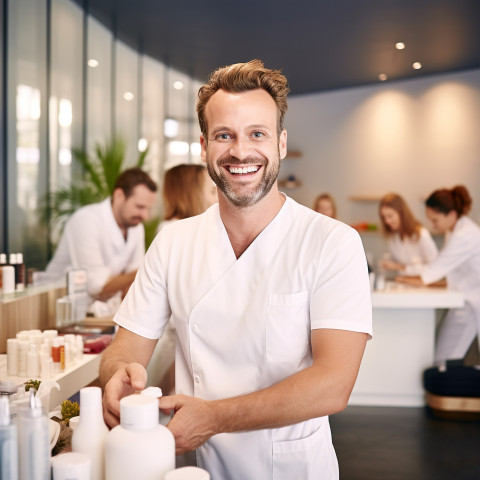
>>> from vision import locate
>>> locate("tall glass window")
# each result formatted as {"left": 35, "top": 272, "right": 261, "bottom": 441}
{"left": 0, "top": 0, "right": 5, "bottom": 253}
{"left": 49, "top": 0, "right": 83, "bottom": 244}
{"left": 164, "top": 67, "right": 191, "bottom": 169}
{"left": 7, "top": 0, "right": 48, "bottom": 268}
{"left": 86, "top": 15, "right": 112, "bottom": 150}
{"left": 141, "top": 55, "right": 165, "bottom": 203}
{"left": 115, "top": 41, "right": 138, "bottom": 166}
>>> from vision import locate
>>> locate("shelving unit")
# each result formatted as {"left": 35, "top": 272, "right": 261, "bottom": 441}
{"left": 278, "top": 179, "right": 302, "bottom": 189}
{"left": 284, "top": 150, "right": 302, "bottom": 159}
{"left": 349, "top": 194, "right": 382, "bottom": 202}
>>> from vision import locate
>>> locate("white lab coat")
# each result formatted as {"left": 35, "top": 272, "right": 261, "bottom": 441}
{"left": 388, "top": 227, "right": 438, "bottom": 267}
{"left": 406, "top": 216, "right": 480, "bottom": 361}
{"left": 115, "top": 196, "right": 372, "bottom": 480}
{"left": 45, "top": 198, "right": 145, "bottom": 297}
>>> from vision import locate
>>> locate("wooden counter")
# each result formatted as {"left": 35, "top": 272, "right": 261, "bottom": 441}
{"left": 0, "top": 283, "right": 66, "bottom": 353}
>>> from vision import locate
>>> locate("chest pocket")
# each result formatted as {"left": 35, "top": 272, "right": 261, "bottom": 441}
{"left": 266, "top": 291, "right": 310, "bottom": 362}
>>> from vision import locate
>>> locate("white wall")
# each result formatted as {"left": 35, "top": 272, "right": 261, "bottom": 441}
{"left": 282, "top": 68, "right": 480, "bottom": 262}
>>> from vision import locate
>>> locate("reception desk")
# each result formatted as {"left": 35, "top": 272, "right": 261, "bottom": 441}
{"left": 349, "top": 286, "right": 464, "bottom": 407}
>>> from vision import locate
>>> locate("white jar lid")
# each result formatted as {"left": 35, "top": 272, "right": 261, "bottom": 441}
{"left": 120, "top": 394, "right": 159, "bottom": 430}
{"left": 165, "top": 466, "right": 210, "bottom": 480}
{"left": 51, "top": 452, "right": 91, "bottom": 476}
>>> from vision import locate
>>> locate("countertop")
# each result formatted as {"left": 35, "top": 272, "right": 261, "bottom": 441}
{"left": 371, "top": 285, "right": 464, "bottom": 309}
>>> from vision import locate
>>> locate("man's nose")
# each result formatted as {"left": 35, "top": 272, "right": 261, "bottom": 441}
{"left": 228, "top": 137, "right": 250, "bottom": 161}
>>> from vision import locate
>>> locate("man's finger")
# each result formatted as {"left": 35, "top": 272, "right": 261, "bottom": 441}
{"left": 125, "top": 363, "right": 147, "bottom": 391}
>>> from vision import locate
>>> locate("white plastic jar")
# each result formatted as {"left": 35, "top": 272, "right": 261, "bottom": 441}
{"left": 105, "top": 394, "right": 175, "bottom": 480}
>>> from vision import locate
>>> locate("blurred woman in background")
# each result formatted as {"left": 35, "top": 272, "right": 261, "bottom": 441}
{"left": 378, "top": 193, "right": 438, "bottom": 272}
{"left": 313, "top": 192, "right": 337, "bottom": 219}
{"left": 159, "top": 163, "right": 218, "bottom": 230}
{"left": 397, "top": 185, "right": 480, "bottom": 363}
{"left": 149, "top": 163, "right": 218, "bottom": 392}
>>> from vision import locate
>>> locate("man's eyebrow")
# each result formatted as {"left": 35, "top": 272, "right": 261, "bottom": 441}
{"left": 210, "top": 124, "right": 272, "bottom": 135}
{"left": 210, "top": 126, "right": 230, "bottom": 136}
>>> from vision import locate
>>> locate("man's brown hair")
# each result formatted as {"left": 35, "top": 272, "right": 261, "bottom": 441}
{"left": 114, "top": 168, "right": 157, "bottom": 198}
{"left": 196, "top": 59, "right": 290, "bottom": 138}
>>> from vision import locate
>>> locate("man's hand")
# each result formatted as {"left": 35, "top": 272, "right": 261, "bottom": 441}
{"left": 380, "top": 259, "right": 405, "bottom": 271}
{"left": 395, "top": 275, "right": 423, "bottom": 287}
{"left": 102, "top": 363, "right": 147, "bottom": 428}
{"left": 158, "top": 394, "right": 218, "bottom": 455}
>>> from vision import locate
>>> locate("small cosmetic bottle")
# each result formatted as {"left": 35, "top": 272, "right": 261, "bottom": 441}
{"left": 0, "top": 396, "right": 19, "bottom": 480}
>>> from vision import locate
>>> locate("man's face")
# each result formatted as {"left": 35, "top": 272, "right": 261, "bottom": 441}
{"left": 200, "top": 89, "right": 287, "bottom": 208}
{"left": 115, "top": 184, "right": 156, "bottom": 229}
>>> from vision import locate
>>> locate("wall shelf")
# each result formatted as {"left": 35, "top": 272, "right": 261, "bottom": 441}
{"left": 349, "top": 195, "right": 382, "bottom": 202}
{"left": 278, "top": 179, "right": 302, "bottom": 189}
{"left": 285, "top": 150, "right": 302, "bottom": 159}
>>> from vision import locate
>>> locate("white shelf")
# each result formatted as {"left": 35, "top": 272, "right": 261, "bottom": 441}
{"left": 0, "top": 353, "right": 100, "bottom": 410}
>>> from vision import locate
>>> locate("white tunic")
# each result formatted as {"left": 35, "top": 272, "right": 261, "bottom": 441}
{"left": 387, "top": 227, "right": 438, "bottom": 267}
{"left": 45, "top": 198, "right": 145, "bottom": 296}
{"left": 406, "top": 216, "right": 480, "bottom": 361}
{"left": 115, "top": 196, "right": 372, "bottom": 480}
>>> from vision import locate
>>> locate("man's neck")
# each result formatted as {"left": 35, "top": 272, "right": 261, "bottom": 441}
{"left": 111, "top": 202, "right": 128, "bottom": 240}
{"left": 219, "top": 186, "right": 286, "bottom": 258}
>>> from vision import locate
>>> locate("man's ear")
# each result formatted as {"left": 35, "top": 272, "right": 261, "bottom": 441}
{"left": 279, "top": 129, "right": 287, "bottom": 160}
{"left": 200, "top": 135, "right": 207, "bottom": 164}
{"left": 112, "top": 188, "right": 125, "bottom": 204}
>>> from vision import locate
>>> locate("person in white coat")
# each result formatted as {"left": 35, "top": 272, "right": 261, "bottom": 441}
{"left": 45, "top": 168, "right": 157, "bottom": 300}
{"left": 378, "top": 193, "right": 438, "bottom": 273}
{"left": 396, "top": 185, "right": 480, "bottom": 364}
{"left": 100, "top": 60, "right": 372, "bottom": 480}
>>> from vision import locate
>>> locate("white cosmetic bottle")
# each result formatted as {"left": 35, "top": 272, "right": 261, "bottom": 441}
{"left": 18, "top": 390, "right": 50, "bottom": 480}
{"left": 105, "top": 394, "right": 175, "bottom": 480}
{"left": 0, "top": 396, "right": 19, "bottom": 480}
{"left": 72, "top": 387, "right": 108, "bottom": 480}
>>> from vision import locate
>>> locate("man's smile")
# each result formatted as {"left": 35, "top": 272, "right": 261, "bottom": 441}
{"left": 226, "top": 165, "right": 261, "bottom": 175}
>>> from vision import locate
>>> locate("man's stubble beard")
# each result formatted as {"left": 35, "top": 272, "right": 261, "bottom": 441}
{"left": 206, "top": 152, "right": 281, "bottom": 208}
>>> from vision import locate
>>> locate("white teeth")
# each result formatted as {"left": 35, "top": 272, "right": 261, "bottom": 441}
{"left": 228, "top": 166, "right": 259, "bottom": 174}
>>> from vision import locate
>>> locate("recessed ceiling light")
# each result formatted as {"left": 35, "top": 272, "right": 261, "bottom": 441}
{"left": 395, "top": 42, "right": 405, "bottom": 50}
{"left": 378, "top": 73, "right": 388, "bottom": 81}
{"left": 87, "top": 59, "right": 99, "bottom": 68}
{"left": 123, "top": 91, "right": 135, "bottom": 101}
{"left": 173, "top": 81, "right": 184, "bottom": 90}
{"left": 138, "top": 138, "right": 148, "bottom": 152}
{"left": 412, "top": 62, "right": 422, "bottom": 70}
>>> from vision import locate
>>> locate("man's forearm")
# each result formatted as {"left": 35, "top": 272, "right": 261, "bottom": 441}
{"left": 212, "top": 363, "right": 351, "bottom": 434}
{"left": 97, "top": 271, "right": 137, "bottom": 301}
{"left": 99, "top": 326, "right": 157, "bottom": 389}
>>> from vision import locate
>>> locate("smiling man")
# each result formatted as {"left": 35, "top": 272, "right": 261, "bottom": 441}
{"left": 100, "top": 60, "right": 372, "bottom": 479}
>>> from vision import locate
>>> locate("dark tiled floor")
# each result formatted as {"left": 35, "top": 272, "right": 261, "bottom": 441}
{"left": 330, "top": 405, "right": 480, "bottom": 480}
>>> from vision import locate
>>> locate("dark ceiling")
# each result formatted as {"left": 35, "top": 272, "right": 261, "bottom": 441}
{"left": 78, "top": 0, "right": 480, "bottom": 95}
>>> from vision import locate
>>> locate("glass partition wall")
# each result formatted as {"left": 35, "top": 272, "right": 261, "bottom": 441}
{"left": 1, "top": 0, "right": 203, "bottom": 271}
{"left": 7, "top": 0, "right": 49, "bottom": 268}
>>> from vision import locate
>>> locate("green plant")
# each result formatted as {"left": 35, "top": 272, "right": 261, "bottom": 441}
{"left": 42, "top": 136, "right": 148, "bottom": 232}
{"left": 61, "top": 399, "right": 80, "bottom": 426}
{"left": 24, "top": 379, "right": 41, "bottom": 392}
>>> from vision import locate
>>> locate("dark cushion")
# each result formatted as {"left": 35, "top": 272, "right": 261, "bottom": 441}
{"left": 423, "top": 362, "right": 480, "bottom": 398}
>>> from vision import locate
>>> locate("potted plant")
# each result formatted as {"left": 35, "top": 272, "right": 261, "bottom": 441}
{"left": 42, "top": 137, "right": 160, "bottom": 249}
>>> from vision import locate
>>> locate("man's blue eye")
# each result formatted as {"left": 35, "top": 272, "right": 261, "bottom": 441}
{"left": 252, "top": 132, "right": 264, "bottom": 138}
{"left": 218, "top": 133, "right": 229, "bottom": 139}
